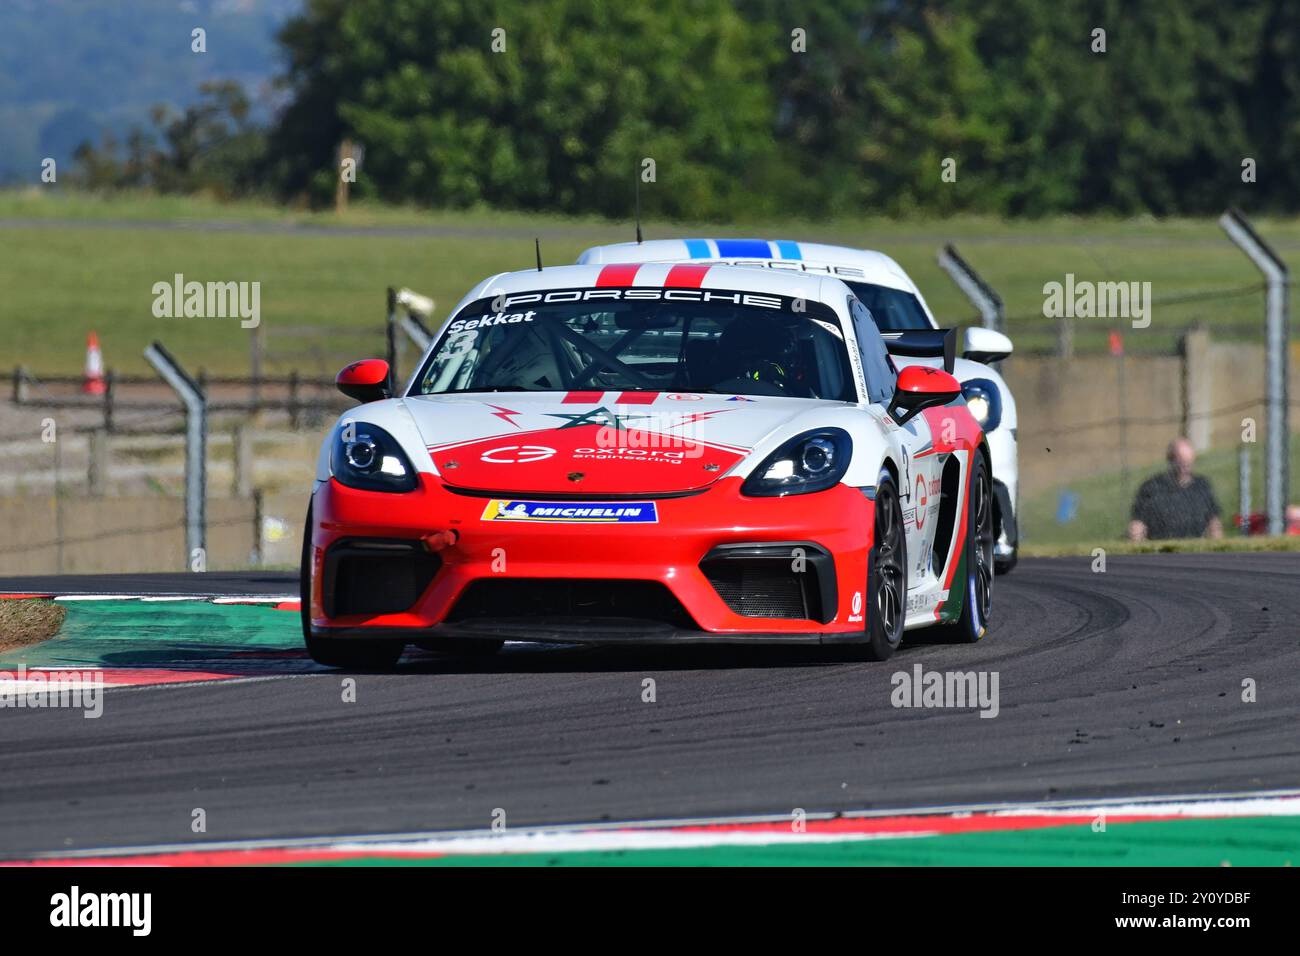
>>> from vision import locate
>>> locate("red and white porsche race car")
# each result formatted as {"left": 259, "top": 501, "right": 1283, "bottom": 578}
{"left": 301, "top": 262, "right": 994, "bottom": 668}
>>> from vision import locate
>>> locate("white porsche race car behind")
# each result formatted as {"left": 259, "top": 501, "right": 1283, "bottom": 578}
{"left": 578, "top": 239, "right": 1020, "bottom": 572}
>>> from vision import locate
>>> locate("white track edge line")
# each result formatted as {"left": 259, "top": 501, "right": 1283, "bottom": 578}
{"left": 16, "top": 787, "right": 1300, "bottom": 861}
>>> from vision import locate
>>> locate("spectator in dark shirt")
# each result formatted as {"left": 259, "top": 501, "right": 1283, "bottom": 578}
{"left": 1129, "top": 438, "right": 1223, "bottom": 541}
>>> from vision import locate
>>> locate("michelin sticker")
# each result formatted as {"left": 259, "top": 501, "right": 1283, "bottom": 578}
{"left": 482, "top": 500, "right": 659, "bottom": 523}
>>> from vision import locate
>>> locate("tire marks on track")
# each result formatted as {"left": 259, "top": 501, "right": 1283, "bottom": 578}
{"left": 0, "top": 554, "right": 1298, "bottom": 855}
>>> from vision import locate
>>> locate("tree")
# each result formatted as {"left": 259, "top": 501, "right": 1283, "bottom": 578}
{"left": 268, "top": 0, "right": 781, "bottom": 219}
{"left": 71, "top": 81, "right": 264, "bottom": 198}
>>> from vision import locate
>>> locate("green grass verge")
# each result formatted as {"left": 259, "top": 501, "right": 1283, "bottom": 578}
{"left": 0, "top": 600, "right": 67, "bottom": 652}
{"left": 2, "top": 189, "right": 1297, "bottom": 375}
{"left": 1020, "top": 536, "right": 1300, "bottom": 558}
{"left": 0, "top": 599, "right": 298, "bottom": 670}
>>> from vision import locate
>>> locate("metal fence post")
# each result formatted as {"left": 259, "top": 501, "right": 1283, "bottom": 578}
{"left": 395, "top": 288, "right": 436, "bottom": 390}
{"left": 1055, "top": 317, "right": 1074, "bottom": 360}
{"left": 398, "top": 312, "right": 433, "bottom": 353}
{"left": 103, "top": 369, "right": 116, "bottom": 433}
{"left": 232, "top": 423, "right": 252, "bottom": 498}
{"left": 249, "top": 322, "right": 264, "bottom": 414}
{"left": 936, "top": 243, "right": 1005, "bottom": 334}
{"left": 1219, "top": 209, "right": 1290, "bottom": 535}
{"left": 145, "top": 342, "right": 207, "bottom": 568}
{"left": 1180, "top": 326, "right": 1213, "bottom": 451}
{"left": 87, "top": 429, "right": 109, "bottom": 497}
{"left": 1239, "top": 444, "right": 1252, "bottom": 535}
{"left": 288, "top": 369, "right": 301, "bottom": 429}
{"left": 252, "top": 489, "right": 264, "bottom": 568}
{"left": 53, "top": 434, "right": 64, "bottom": 574}
{"left": 385, "top": 286, "right": 398, "bottom": 389}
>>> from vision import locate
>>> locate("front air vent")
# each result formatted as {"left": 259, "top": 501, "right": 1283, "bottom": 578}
{"left": 324, "top": 538, "right": 440, "bottom": 618}
{"left": 699, "top": 542, "right": 837, "bottom": 623}
{"left": 446, "top": 579, "right": 696, "bottom": 629}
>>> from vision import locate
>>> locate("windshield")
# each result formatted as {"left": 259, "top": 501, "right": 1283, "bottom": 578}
{"left": 843, "top": 281, "right": 933, "bottom": 331}
{"left": 414, "top": 288, "right": 857, "bottom": 401}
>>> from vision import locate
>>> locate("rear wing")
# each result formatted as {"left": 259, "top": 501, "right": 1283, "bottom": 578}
{"left": 881, "top": 329, "right": 957, "bottom": 374}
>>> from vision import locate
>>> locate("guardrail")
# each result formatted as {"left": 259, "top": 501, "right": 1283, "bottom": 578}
{"left": 385, "top": 286, "right": 437, "bottom": 388}
{"left": 10, "top": 366, "right": 348, "bottom": 431}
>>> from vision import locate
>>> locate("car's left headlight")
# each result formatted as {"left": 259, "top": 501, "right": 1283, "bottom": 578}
{"left": 331, "top": 422, "right": 418, "bottom": 492}
{"left": 742, "top": 428, "right": 852, "bottom": 497}
{"left": 960, "top": 379, "right": 1002, "bottom": 432}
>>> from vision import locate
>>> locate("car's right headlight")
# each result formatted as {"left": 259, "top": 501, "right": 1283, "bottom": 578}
{"left": 330, "top": 422, "right": 418, "bottom": 492}
{"left": 960, "top": 379, "right": 1002, "bottom": 432}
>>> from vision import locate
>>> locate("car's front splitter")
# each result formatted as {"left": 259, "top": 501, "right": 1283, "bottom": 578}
{"left": 308, "top": 474, "right": 874, "bottom": 642}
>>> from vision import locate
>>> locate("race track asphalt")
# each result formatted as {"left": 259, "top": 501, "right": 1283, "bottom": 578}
{"left": 1, "top": 553, "right": 1297, "bottom": 856}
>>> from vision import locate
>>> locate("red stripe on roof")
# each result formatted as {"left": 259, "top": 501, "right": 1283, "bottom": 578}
{"left": 664, "top": 264, "right": 710, "bottom": 288}
{"left": 563, "top": 391, "right": 604, "bottom": 404}
{"left": 615, "top": 392, "right": 658, "bottom": 405}
{"left": 595, "top": 264, "right": 642, "bottom": 287}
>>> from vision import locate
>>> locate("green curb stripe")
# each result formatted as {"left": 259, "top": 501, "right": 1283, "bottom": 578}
{"left": 287, "top": 817, "right": 1300, "bottom": 867}
{"left": 0, "top": 600, "right": 301, "bottom": 669}
{"left": 938, "top": 546, "right": 966, "bottom": 623}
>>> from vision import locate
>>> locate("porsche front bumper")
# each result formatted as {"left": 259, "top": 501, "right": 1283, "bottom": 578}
{"left": 307, "top": 474, "right": 874, "bottom": 645}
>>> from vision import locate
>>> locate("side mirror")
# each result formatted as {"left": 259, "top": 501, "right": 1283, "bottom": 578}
{"left": 336, "top": 359, "right": 391, "bottom": 404}
{"left": 890, "top": 365, "right": 961, "bottom": 426}
{"left": 962, "top": 326, "right": 1013, "bottom": 364}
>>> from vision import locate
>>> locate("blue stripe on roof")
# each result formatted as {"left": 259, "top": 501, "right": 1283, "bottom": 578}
{"left": 684, "top": 239, "right": 712, "bottom": 258}
{"left": 714, "top": 239, "right": 772, "bottom": 258}
{"left": 774, "top": 240, "right": 802, "bottom": 260}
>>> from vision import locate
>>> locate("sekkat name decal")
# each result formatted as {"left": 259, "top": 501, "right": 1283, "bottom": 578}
{"left": 481, "top": 499, "right": 659, "bottom": 523}
{"left": 446, "top": 310, "right": 537, "bottom": 334}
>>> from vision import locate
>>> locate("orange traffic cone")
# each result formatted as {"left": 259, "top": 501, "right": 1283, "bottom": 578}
{"left": 81, "top": 331, "right": 106, "bottom": 395}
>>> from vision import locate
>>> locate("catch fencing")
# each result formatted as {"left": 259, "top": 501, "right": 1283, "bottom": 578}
{"left": 1, "top": 220, "right": 1293, "bottom": 574}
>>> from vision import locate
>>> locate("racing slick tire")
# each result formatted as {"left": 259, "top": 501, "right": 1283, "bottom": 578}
{"left": 860, "top": 468, "right": 907, "bottom": 661}
{"left": 299, "top": 502, "right": 404, "bottom": 671}
{"left": 934, "top": 453, "right": 994, "bottom": 643}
